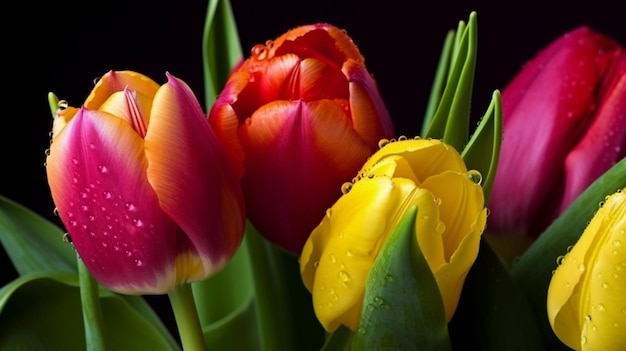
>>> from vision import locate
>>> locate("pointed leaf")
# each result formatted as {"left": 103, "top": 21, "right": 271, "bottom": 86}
{"left": 510, "top": 157, "right": 626, "bottom": 349}
{"left": 422, "top": 30, "right": 455, "bottom": 135}
{"left": 0, "top": 195, "right": 77, "bottom": 276}
{"left": 423, "top": 12, "right": 477, "bottom": 153}
{"left": 322, "top": 325, "right": 353, "bottom": 351}
{"left": 203, "top": 0, "right": 243, "bottom": 108}
{"left": 461, "top": 90, "right": 503, "bottom": 204}
{"left": 352, "top": 206, "right": 451, "bottom": 350}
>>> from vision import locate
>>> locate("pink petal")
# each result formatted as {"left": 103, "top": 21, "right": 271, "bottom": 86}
{"left": 145, "top": 73, "right": 245, "bottom": 269}
{"left": 46, "top": 108, "right": 179, "bottom": 293}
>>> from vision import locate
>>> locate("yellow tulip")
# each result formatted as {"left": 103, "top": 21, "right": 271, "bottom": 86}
{"left": 547, "top": 187, "right": 626, "bottom": 351}
{"left": 300, "top": 138, "right": 487, "bottom": 331}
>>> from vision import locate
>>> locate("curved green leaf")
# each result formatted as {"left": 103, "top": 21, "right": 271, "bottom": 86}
{"left": 352, "top": 206, "right": 451, "bottom": 351}
{"left": 0, "top": 273, "right": 179, "bottom": 351}
{"left": 202, "top": 0, "right": 243, "bottom": 108}
{"left": 461, "top": 90, "right": 503, "bottom": 204}
{"left": 0, "top": 195, "right": 76, "bottom": 276}
{"left": 510, "top": 157, "right": 626, "bottom": 349}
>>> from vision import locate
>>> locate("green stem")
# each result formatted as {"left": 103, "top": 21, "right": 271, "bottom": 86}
{"left": 245, "top": 223, "right": 292, "bottom": 351}
{"left": 168, "top": 283, "right": 207, "bottom": 351}
{"left": 77, "top": 254, "right": 106, "bottom": 351}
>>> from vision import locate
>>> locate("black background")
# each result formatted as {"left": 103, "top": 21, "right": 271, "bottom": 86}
{"left": 2, "top": 0, "right": 625, "bottom": 344}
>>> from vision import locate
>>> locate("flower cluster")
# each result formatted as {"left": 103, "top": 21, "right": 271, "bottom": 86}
{"left": 0, "top": 5, "right": 625, "bottom": 351}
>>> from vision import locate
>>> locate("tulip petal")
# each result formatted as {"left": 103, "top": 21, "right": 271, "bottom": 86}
{"left": 46, "top": 108, "right": 180, "bottom": 294}
{"left": 239, "top": 99, "right": 372, "bottom": 252}
{"left": 85, "top": 70, "right": 160, "bottom": 110}
{"left": 300, "top": 176, "right": 433, "bottom": 331}
{"left": 363, "top": 139, "right": 467, "bottom": 183}
{"left": 421, "top": 171, "right": 485, "bottom": 260}
{"left": 145, "top": 73, "right": 245, "bottom": 275}
{"left": 560, "top": 56, "right": 626, "bottom": 212}
{"left": 97, "top": 88, "right": 153, "bottom": 138}
{"left": 344, "top": 60, "right": 395, "bottom": 146}
{"left": 548, "top": 189, "right": 626, "bottom": 350}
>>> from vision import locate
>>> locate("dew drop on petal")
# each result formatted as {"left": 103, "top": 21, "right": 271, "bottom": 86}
{"left": 467, "top": 170, "right": 483, "bottom": 185}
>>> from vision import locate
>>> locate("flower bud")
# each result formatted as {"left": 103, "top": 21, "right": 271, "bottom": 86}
{"left": 547, "top": 187, "right": 626, "bottom": 351}
{"left": 299, "top": 138, "right": 487, "bottom": 331}
{"left": 46, "top": 70, "right": 245, "bottom": 294}
{"left": 488, "top": 27, "right": 626, "bottom": 257}
{"left": 208, "top": 23, "right": 395, "bottom": 254}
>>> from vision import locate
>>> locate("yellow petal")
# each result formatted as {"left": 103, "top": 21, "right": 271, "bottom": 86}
{"left": 85, "top": 70, "right": 160, "bottom": 110}
{"left": 548, "top": 188, "right": 626, "bottom": 350}
{"left": 362, "top": 139, "right": 467, "bottom": 183}
{"left": 300, "top": 176, "right": 435, "bottom": 331}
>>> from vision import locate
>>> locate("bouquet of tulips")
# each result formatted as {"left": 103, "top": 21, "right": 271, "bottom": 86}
{"left": 1, "top": 1, "right": 625, "bottom": 350}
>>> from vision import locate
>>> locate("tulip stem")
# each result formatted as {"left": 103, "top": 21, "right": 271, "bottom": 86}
{"left": 77, "top": 254, "right": 106, "bottom": 351}
{"left": 168, "top": 283, "right": 207, "bottom": 351}
{"left": 245, "top": 221, "right": 294, "bottom": 351}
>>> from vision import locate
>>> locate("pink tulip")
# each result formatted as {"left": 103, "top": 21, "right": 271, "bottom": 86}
{"left": 46, "top": 70, "right": 246, "bottom": 294}
{"left": 488, "top": 27, "right": 626, "bottom": 252}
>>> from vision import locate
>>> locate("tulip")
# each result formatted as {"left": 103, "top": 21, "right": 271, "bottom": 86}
{"left": 299, "top": 138, "right": 487, "bottom": 331}
{"left": 487, "top": 26, "right": 626, "bottom": 258}
{"left": 208, "top": 23, "right": 395, "bottom": 254}
{"left": 547, "top": 187, "right": 626, "bottom": 351}
{"left": 46, "top": 70, "right": 245, "bottom": 294}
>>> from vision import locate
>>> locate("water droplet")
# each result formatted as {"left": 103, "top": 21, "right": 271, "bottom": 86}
{"left": 69, "top": 220, "right": 78, "bottom": 227}
{"left": 125, "top": 250, "right": 132, "bottom": 257}
{"left": 313, "top": 261, "right": 319, "bottom": 268}
{"left": 434, "top": 197, "right": 442, "bottom": 206}
{"left": 435, "top": 222, "right": 446, "bottom": 234}
{"left": 556, "top": 255, "right": 565, "bottom": 265}
{"left": 251, "top": 44, "right": 267, "bottom": 60}
{"left": 44, "top": 148, "right": 50, "bottom": 156}
{"left": 329, "top": 254, "right": 337, "bottom": 263}
{"left": 578, "top": 264, "right": 585, "bottom": 272}
{"left": 53, "top": 208, "right": 59, "bottom": 216}
{"left": 125, "top": 203, "right": 137, "bottom": 211}
{"left": 72, "top": 177, "right": 79, "bottom": 184}
{"left": 341, "top": 182, "right": 352, "bottom": 194}
{"left": 57, "top": 100, "right": 68, "bottom": 110}
{"left": 89, "top": 143, "right": 95, "bottom": 150}
{"left": 378, "top": 138, "right": 390, "bottom": 148}
{"left": 345, "top": 250, "right": 353, "bottom": 257}
{"left": 595, "top": 304, "right": 606, "bottom": 311}
{"left": 101, "top": 242, "right": 108, "bottom": 248}
{"left": 467, "top": 170, "right": 483, "bottom": 185}
{"left": 601, "top": 282, "right": 609, "bottom": 289}
{"left": 366, "top": 303, "right": 376, "bottom": 311}
{"left": 135, "top": 259, "right": 143, "bottom": 267}
{"left": 613, "top": 240, "right": 622, "bottom": 247}
{"left": 397, "top": 135, "right": 407, "bottom": 141}
{"left": 357, "top": 326, "right": 367, "bottom": 335}
{"left": 385, "top": 274, "right": 393, "bottom": 282}
{"left": 581, "top": 336, "right": 587, "bottom": 345}
{"left": 97, "top": 165, "right": 108, "bottom": 174}
{"left": 62, "top": 233, "right": 72, "bottom": 243}
{"left": 338, "top": 270, "right": 350, "bottom": 283}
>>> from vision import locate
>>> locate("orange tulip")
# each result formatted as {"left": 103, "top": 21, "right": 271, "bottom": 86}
{"left": 209, "top": 23, "right": 395, "bottom": 253}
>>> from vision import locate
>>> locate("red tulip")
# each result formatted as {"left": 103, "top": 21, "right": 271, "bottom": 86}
{"left": 487, "top": 27, "right": 626, "bottom": 254}
{"left": 208, "top": 23, "right": 395, "bottom": 254}
{"left": 46, "top": 70, "right": 245, "bottom": 294}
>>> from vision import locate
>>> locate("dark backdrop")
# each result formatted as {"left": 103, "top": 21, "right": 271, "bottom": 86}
{"left": 2, "top": 0, "right": 625, "bottom": 343}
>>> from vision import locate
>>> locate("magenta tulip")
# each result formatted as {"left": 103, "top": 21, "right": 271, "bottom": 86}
{"left": 487, "top": 26, "right": 626, "bottom": 257}
{"left": 46, "top": 70, "right": 246, "bottom": 294}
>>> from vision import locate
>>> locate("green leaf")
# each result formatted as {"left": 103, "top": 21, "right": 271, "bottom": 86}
{"left": 461, "top": 90, "right": 503, "bottom": 204}
{"left": 0, "top": 195, "right": 77, "bottom": 276}
{"left": 202, "top": 294, "right": 259, "bottom": 349}
{"left": 423, "top": 11, "right": 477, "bottom": 153}
{"left": 448, "top": 239, "right": 544, "bottom": 350}
{"left": 352, "top": 206, "right": 451, "bottom": 351}
{"left": 422, "top": 30, "right": 455, "bottom": 135}
{"left": 510, "top": 157, "right": 626, "bottom": 350}
{"left": 322, "top": 325, "right": 353, "bottom": 351}
{"left": 0, "top": 273, "right": 179, "bottom": 351}
{"left": 202, "top": 0, "right": 243, "bottom": 108}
